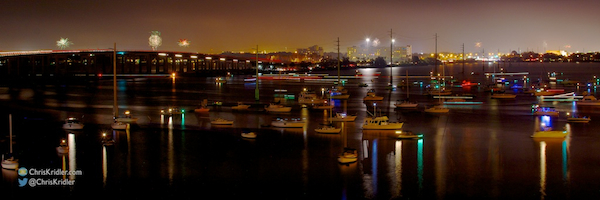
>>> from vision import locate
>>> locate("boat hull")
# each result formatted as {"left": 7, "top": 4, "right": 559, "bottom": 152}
{"left": 362, "top": 123, "right": 403, "bottom": 130}
{"left": 315, "top": 128, "right": 341, "bottom": 134}
{"left": 567, "top": 118, "right": 591, "bottom": 123}
{"left": 265, "top": 107, "right": 292, "bottom": 112}
{"left": 328, "top": 116, "right": 357, "bottom": 122}
{"left": 115, "top": 118, "right": 138, "bottom": 123}
{"left": 1, "top": 159, "right": 18, "bottom": 170}
{"left": 531, "top": 130, "right": 569, "bottom": 138}
{"left": 241, "top": 132, "right": 257, "bottom": 138}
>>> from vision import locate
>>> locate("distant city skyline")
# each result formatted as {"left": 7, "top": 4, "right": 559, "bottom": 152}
{"left": 2, "top": 0, "right": 599, "bottom": 54}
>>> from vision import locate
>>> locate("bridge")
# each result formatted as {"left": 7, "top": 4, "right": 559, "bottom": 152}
{"left": 0, "top": 49, "right": 261, "bottom": 79}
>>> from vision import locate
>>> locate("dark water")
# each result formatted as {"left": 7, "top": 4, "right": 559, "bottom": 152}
{"left": 1, "top": 62, "right": 600, "bottom": 199}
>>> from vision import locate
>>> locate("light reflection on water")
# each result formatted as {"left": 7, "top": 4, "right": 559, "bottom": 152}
{"left": 1, "top": 63, "right": 600, "bottom": 198}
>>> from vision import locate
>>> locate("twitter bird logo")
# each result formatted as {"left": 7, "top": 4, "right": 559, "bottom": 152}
{"left": 18, "top": 178, "right": 28, "bottom": 187}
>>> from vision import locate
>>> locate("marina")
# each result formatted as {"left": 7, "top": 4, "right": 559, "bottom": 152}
{"left": 1, "top": 62, "right": 600, "bottom": 199}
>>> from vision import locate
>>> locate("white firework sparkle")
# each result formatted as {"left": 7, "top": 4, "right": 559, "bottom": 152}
{"left": 149, "top": 31, "right": 162, "bottom": 51}
{"left": 56, "top": 37, "right": 73, "bottom": 49}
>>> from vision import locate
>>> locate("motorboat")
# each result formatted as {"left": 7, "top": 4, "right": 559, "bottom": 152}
{"left": 215, "top": 77, "right": 227, "bottom": 83}
{"left": 337, "top": 148, "right": 358, "bottom": 164}
{"left": 56, "top": 139, "right": 69, "bottom": 154}
{"left": 162, "top": 107, "right": 184, "bottom": 115}
{"left": 394, "top": 130, "right": 424, "bottom": 139}
{"left": 532, "top": 106, "right": 559, "bottom": 116}
{"left": 358, "top": 83, "right": 368, "bottom": 87}
{"left": 394, "top": 100, "right": 418, "bottom": 108}
{"left": 115, "top": 110, "right": 138, "bottom": 123}
{"left": 362, "top": 116, "right": 403, "bottom": 130}
{"left": 231, "top": 102, "right": 251, "bottom": 110}
{"left": 567, "top": 116, "right": 591, "bottom": 123}
{"left": 566, "top": 113, "right": 591, "bottom": 123}
{"left": 271, "top": 119, "right": 305, "bottom": 128}
{"left": 111, "top": 121, "right": 128, "bottom": 130}
{"left": 576, "top": 95, "right": 600, "bottom": 106}
{"left": 363, "top": 94, "right": 384, "bottom": 101}
{"left": 531, "top": 128, "right": 569, "bottom": 138}
{"left": 63, "top": 118, "right": 84, "bottom": 130}
{"left": 312, "top": 103, "right": 333, "bottom": 110}
{"left": 211, "top": 118, "right": 234, "bottom": 125}
{"left": 328, "top": 113, "right": 357, "bottom": 122}
{"left": 315, "top": 126, "right": 341, "bottom": 134}
{"left": 264, "top": 103, "right": 292, "bottom": 112}
{"left": 424, "top": 105, "right": 449, "bottom": 113}
{"left": 298, "top": 90, "right": 327, "bottom": 105}
{"left": 491, "top": 93, "right": 516, "bottom": 99}
{"left": 241, "top": 132, "right": 257, "bottom": 139}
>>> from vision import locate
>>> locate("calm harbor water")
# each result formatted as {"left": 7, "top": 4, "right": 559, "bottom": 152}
{"left": 1, "top": 62, "right": 600, "bottom": 199}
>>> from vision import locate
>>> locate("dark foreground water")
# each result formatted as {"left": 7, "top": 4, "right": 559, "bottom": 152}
{"left": 1, "top": 62, "right": 600, "bottom": 199}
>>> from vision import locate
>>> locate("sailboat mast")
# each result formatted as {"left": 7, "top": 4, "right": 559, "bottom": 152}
{"left": 113, "top": 43, "right": 118, "bottom": 118}
{"left": 9, "top": 114, "right": 12, "bottom": 154}
{"left": 337, "top": 37, "right": 340, "bottom": 84}
{"left": 390, "top": 29, "right": 393, "bottom": 87}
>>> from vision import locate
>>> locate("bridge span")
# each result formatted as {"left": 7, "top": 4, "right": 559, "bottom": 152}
{"left": 0, "top": 49, "right": 259, "bottom": 79}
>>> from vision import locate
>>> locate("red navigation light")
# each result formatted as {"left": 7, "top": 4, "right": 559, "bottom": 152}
{"left": 98, "top": 73, "right": 102, "bottom": 77}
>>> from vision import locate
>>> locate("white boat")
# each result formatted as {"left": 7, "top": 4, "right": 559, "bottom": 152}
{"left": 56, "top": 139, "right": 69, "bottom": 154}
{"left": 362, "top": 116, "right": 403, "bottom": 130}
{"left": 491, "top": 93, "right": 517, "bottom": 99}
{"left": 264, "top": 103, "right": 292, "bottom": 112}
{"left": 2, "top": 114, "right": 18, "bottom": 170}
{"left": 112, "top": 121, "right": 128, "bottom": 129}
{"left": 532, "top": 106, "right": 559, "bottom": 116}
{"left": 241, "top": 132, "right": 257, "bottom": 139}
{"left": 424, "top": 105, "right": 449, "bottom": 113}
{"left": 363, "top": 94, "right": 384, "bottom": 101}
{"left": 576, "top": 95, "right": 600, "bottom": 106}
{"left": 394, "top": 130, "right": 424, "bottom": 139}
{"left": 315, "top": 126, "right": 341, "bottom": 134}
{"left": 298, "top": 90, "right": 327, "bottom": 104}
{"left": 337, "top": 148, "right": 358, "bottom": 164}
{"left": 394, "top": 100, "right": 418, "bottom": 108}
{"left": 328, "top": 113, "right": 357, "bottom": 122}
{"left": 271, "top": 119, "right": 305, "bottom": 128}
{"left": 211, "top": 118, "right": 233, "bottom": 125}
{"left": 63, "top": 117, "right": 84, "bottom": 130}
{"left": 531, "top": 129, "right": 569, "bottom": 138}
{"left": 231, "top": 102, "right": 251, "bottom": 110}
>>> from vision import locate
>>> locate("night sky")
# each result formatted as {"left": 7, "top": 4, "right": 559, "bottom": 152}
{"left": 2, "top": 0, "right": 600, "bottom": 54}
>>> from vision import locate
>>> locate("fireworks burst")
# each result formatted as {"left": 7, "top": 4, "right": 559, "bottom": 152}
{"left": 372, "top": 38, "right": 380, "bottom": 47}
{"left": 178, "top": 39, "right": 190, "bottom": 47}
{"left": 148, "top": 31, "right": 162, "bottom": 51}
{"left": 56, "top": 37, "right": 73, "bottom": 49}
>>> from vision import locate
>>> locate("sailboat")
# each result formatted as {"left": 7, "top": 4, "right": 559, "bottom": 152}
{"left": 2, "top": 114, "right": 18, "bottom": 170}
{"left": 315, "top": 94, "right": 341, "bottom": 133}
{"left": 112, "top": 43, "right": 138, "bottom": 125}
{"left": 395, "top": 70, "right": 418, "bottom": 109}
{"left": 424, "top": 34, "right": 449, "bottom": 114}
